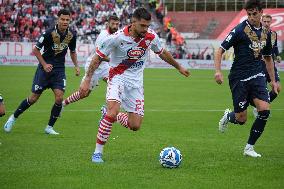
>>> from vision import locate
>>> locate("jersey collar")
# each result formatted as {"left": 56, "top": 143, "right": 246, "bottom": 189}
{"left": 55, "top": 24, "right": 69, "bottom": 35}
{"left": 246, "top": 20, "right": 262, "bottom": 31}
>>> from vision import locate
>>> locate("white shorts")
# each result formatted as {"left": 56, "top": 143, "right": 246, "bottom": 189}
{"left": 81, "top": 59, "right": 110, "bottom": 90}
{"left": 106, "top": 78, "right": 144, "bottom": 116}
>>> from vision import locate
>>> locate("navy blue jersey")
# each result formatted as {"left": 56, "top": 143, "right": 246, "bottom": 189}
{"left": 35, "top": 25, "right": 77, "bottom": 69}
{"left": 271, "top": 30, "right": 279, "bottom": 59}
{"left": 260, "top": 30, "right": 279, "bottom": 81}
{"left": 221, "top": 20, "right": 272, "bottom": 80}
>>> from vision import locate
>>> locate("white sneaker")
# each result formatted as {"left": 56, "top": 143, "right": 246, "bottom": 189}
{"left": 45, "top": 126, "right": 59, "bottom": 135}
{"left": 92, "top": 152, "right": 104, "bottom": 163}
{"left": 244, "top": 145, "right": 261, "bottom": 158}
{"left": 252, "top": 107, "right": 258, "bottom": 118}
{"left": 219, "top": 108, "right": 231, "bottom": 133}
{"left": 4, "top": 114, "right": 16, "bottom": 133}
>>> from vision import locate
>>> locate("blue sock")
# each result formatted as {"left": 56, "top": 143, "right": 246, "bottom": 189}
{"left": 14, "top": 98, "right": 32, "bottom": 118}
{"left": 269, "top": 91, "right": 278, "bottom": 102}
{"left": 48, "top": 103, "right": 62, "bottom": 127}
{"left": 247, "top": 110, "right": 270, "bottom": 145}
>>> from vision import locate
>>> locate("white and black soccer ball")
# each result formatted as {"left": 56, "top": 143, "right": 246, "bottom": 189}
{"left": 159, "top": 147, "right": 182, "bottom": 168}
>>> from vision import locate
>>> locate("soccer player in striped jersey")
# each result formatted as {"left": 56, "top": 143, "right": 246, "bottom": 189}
{"left": 80, "top": 7, "right": 190, "bottom": 163}
{"left": 62, "top": 15, "right": 120, "bottom": 107}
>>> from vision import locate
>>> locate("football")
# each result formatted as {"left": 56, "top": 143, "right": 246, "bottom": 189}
{"left": 159, "top": 147, "right": 182, "bottom": 168}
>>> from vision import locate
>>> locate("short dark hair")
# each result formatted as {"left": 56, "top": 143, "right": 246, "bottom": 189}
{"left": 57, "top": 9, "right": 71, "bottom": 17}
{"left": 108, "top": 14, "right": 119, "bottom": 22}
{"left": 244, "top": 0, "right": 263, "bottom": 11}
{"left": 133, "top": 7, "right": 151, "bottom": 21}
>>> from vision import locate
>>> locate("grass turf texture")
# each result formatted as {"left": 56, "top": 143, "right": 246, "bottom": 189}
{"left": 0, "top": 66, "right": 283, "bottom": 189}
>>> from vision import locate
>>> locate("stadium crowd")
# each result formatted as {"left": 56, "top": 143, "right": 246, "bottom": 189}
{"left": 0, "top": 0, "right": 140, "bottom": 43}
{"left": 0, "top": 0, "right": 215, "bottom": 60}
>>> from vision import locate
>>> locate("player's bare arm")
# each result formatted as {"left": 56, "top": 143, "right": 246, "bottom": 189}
{"left": 214, "top": 47, "right": 224, "bottom": 85}
{"left": 70, "top": 51, "right": 80, "bottom": 76}
{"left": 79, "top": 54, "right": 103, "bottom": 96}
{"left": 159, "top": 49, "right": 190, "bottom": 77}
{"left": 263, "top": 55, "right": 278, "bottom": 94}
{"left": 33, "top": 47, "right": 53, "bottom": 72}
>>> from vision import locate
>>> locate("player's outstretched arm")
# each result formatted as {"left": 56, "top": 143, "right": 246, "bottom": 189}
{"left": 159, "top": 49, "right": 190, "bottom": 77}
{"left": 33, "top": 47, "right": 53, "bottom": 72}
{"left": 214, "top": 47, "right": 224, "bottom": 85}
{"left": 79, "top": 54, "right": 103, "bottom": 96}
{"left": 263, "top": 55, "right": 278, "bottom": 94}
{"left": 70, "top": 52, "right": 80, "bottom": 76}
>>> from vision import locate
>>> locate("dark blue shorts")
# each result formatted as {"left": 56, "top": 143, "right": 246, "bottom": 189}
{"left": 31, "top": 67, "right": 66, "bottom": 94}
{"left": 265, "top": 66, "right": 280, "bottom": 83}
{"left": 229, "top": 76, "right": 270, "bottom": 113}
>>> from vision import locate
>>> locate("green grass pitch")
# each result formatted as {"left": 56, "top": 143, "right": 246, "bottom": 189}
{"left": 0, "top": 66, "right": 283, "bottom": 189}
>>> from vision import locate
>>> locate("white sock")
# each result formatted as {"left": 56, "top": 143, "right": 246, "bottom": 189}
{"left": 94, "top": 143, "right": 104, "bottom": 154}
{"left": 245, "top": 143, "right": 253, "bottom": 149}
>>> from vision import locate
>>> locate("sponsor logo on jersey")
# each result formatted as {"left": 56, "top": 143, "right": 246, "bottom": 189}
{"left": 52, "top": 43, "right": 69, "bottom": 52}
{"left": 130, "top": 60, "right": 144, "bottom": 69}
{"left": 127, "top": 47, "right": 145, "bottom": 60}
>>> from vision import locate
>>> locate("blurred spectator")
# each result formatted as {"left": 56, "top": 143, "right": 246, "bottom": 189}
{"left": 206, "top": 53, "right": 212, "bottom": 60}
{"left": 166, "top": 29, "right": 172, "bottom": 46}
{"left": 0, "top": 0, "right": 140, "bottom": 43}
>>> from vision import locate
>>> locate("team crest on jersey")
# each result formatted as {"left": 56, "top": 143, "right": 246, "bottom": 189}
{"left": 244, "top": 24, "right": 268, "bottom": 58}
{"left": 127, "top": 47, "right": 145, "bottom": 60}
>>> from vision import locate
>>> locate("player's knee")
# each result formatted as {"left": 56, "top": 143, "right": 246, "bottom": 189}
{"left": 106, "top": 112, "right": 118, "bottom": 121}
{"left": 236, "top": 118, "right": 247, "bottom": 124}
{"left": 238, "top": 121, "right": 245, "bottom": 125}
{"left": 0, "top": 105, "right": 5, "bottom": 116}
{"left": 29, "top": 96, "right": 39, "bottom": 104}
{"left": 55, "top": 96, "right": 63, "bottom": 104}
{"left": 257, "top": 110, "right": 270, "bottom": 120}
{"left": 236, "top": 114, "right": 247, "bottom": 124}
{"left": 129, "top": 124, "right": 141, "bottom": 131}
{"left": 80, "top": 91, "right": 90, "bottom": 99}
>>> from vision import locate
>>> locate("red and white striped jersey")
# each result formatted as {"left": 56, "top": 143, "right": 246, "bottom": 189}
{"left": 96, "top": 26, "right": 164, "bottom": 88}
{"left": 86, "top": 29, "right": 111, "bottom": 68}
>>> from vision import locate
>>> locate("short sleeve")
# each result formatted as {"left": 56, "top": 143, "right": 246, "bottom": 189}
{"left": 262, "top": 32, "right": 272, "bottom": 56}
{"left": 68, "top": 33, "right": 77, "bottom": 52}
{"left": 35, "top": 32, "right": 49, "bottom": 50}
{"left": 150, "top": 33, "right": 164, "bottom": 55}
{"left": 220, "top": 27, "right": 239, "bottom": 51}
{"left": 96, "top": 34, "right": 118, "bottom": 58}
